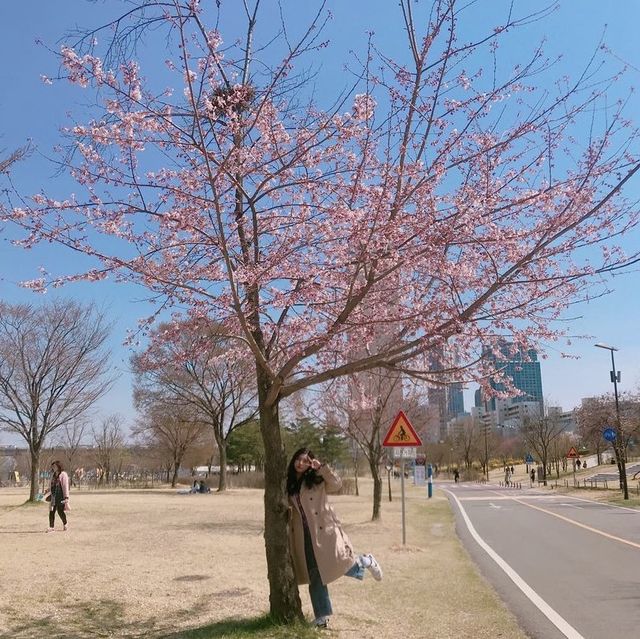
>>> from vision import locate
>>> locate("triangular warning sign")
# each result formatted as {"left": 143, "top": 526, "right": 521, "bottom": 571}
{"left": 383, "top": 410, "right": 422, "bottom": 447}
{"left": 566, "top": 446, "right": 579, "bottom": 459}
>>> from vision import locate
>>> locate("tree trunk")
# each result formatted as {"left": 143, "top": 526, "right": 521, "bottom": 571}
{"left": 171, "top": 461, "right": 180, "bottom": 488}
{"left": 614, "top": 442, "right": 629, "bottom": 500}
{"left": 257, "top": 372, "right": 303, "bottom": 622}
{"left": 29, "top": 447, "right": 40, "bottom": 502}
{"left": 354, "top": 457, "right": 359, "bottom": 497}
{"left": 217, "top": 443, "right": 228, "bottom": 492}
{"left": 369, "top": 458, "right": 382, "bottom": 521}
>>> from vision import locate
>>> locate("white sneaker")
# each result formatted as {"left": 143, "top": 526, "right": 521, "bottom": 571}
{"left": 365, "top": 553, "right": 383, "bottom": 581}
{"left": 46, "top": 528, "right": 55, "bottom": 533}
{"left": 313, "top": 617, "right": 329, "bottom": 629}
{"left": 63, "top": 524, "right": 68, "bottom": 531}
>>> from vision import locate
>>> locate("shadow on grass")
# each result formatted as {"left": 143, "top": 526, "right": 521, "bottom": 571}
{"left": 157, "top": 614, "right": 319, "bottom": 639}
{"left": 1, "top": 599, "right": 136, "bottom": 639}
{"left": 1, "top": 601, "right": 318, "bottom": 639}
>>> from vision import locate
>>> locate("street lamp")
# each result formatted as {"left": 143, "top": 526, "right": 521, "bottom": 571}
{"left": 482, "top": 400, "right": 490, "bottom": 482}
{"left": 594, "top": 342, "right": 627, "bottom": 499}
{"left": 594, "top": 343, "right": 621, "bottom": 418}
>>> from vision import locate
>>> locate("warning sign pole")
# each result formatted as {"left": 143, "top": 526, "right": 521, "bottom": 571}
{"left": 400, "top": 455, "right": 406, "bottom": 545}
{"left": 384, "top": 411, "right": 422, "bottom": 546}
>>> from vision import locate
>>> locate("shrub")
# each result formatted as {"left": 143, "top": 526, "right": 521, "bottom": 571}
{"left": 228, "top": 471, "right": 265, "bottom": 489}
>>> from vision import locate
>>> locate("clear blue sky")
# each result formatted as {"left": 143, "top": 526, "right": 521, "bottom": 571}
{"left": 1, "top": 1, "right": 639, "bottom": 444}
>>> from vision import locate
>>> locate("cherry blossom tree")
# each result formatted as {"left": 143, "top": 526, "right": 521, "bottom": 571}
{"left": 320, "top": 371, "right": 430, "bottom": 520}
{"left": 327, "top": 371, "right": 403, "bottom": 521}
{"left": 3, "top": 0, "right": 640, "bottom": 621}
{"left": 0, "top": 143, "right": 31, "bottom": 174}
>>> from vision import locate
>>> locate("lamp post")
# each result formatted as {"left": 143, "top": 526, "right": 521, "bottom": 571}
{"left": 594, "top": 343, "right": 621, "bottom": 417}
{"left": 482, "top": 400, "right": 490, "bottom": 482}
{"left": 594, "top": 342, "right": 628, "bottom": 499}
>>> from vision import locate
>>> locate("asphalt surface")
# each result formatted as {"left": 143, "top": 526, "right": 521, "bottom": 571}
{"left": 445, "top": 482, "right": 640, "bottom": 639}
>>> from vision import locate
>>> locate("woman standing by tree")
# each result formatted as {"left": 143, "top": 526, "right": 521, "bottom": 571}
{"left": 46, "top": 461, "right": 70, "bottom": 532}
{"left": 287, "top": 448, "right": 382, "bottom": 629}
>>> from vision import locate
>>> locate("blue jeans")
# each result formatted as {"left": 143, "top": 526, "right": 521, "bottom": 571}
{"left": 304, "top": 527, "right": 364, "bottom": 619}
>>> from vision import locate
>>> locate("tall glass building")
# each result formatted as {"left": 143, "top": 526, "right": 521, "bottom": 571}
{"left": 447, "top": 382, "right": 465, "bottom": 417}
{"left": 427, "top": 348, "right": 466, "bottom": 441}
{"left": 483, "top": 341, "right": 543, "bottom": 410}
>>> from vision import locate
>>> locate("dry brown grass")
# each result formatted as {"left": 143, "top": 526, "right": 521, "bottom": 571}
{"left": 0, "top": 480, "right": 527, "bottom": 639}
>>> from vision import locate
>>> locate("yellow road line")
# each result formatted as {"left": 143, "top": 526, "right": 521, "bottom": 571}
{"left": 510, "top": 496, "right": 640, "bottom": 550}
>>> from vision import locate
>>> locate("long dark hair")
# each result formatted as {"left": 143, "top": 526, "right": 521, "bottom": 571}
{"left": 286, "top": 447, "right": 324, "bottom": 496}
{"left": 51, "top": 460, "right": 64, "bottom": 475}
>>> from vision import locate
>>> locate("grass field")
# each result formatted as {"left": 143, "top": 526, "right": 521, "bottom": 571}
{"left": 0, "top": 479, "right": 528, "bottom": 639}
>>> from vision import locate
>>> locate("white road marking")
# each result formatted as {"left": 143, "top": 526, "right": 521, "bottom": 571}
{"left": 445, "top": 488, "right": 585, "bottom": 639}
{"left": 459, "top": 495, "right": 570, "bottom": 502}
{"left": 559, "top": 493, "right": 640, "bottom": 514}
{"left": 489, "top": 502, "right": 502, "bottom": 510}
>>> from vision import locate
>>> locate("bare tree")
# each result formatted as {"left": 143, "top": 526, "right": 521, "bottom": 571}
{"left": 54, "top": 419, "right": 89, "bottom": 486}
{"left": 550, "top": 432, "right": 574, "bottom": 479}
{"left": 134, "top": 403, "right": 207, "bottom": 487}
{"left": 576, "top": 394, "right": 640, "bottom": 498}
{"left": 0, "top": 300, "right": 114, "bottom": 500}
{"left": 93, "top": 414, "right": 127, "bottom": 485}
{"left": 131, "top": 320, "right": 257, "bottom": 491}
{"left": 324, "top": 370, "right": 404, "bottom": 521}
{"left": 521, "top": 412, "right": 566, "bottom": 486}
{"left": 453, "top": 416, "right": 480, "bottom": 472}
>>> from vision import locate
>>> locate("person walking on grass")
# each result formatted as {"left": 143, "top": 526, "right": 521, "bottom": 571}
{"left": 46, "top": 461, "right": 70, "bottom": 533}
{"left": 287, "top": 448, "right": 383, "bottom": 630}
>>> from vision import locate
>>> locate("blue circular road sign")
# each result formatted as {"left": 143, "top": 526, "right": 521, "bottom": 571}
{"left": 603, "top": 427, "right": 617, "bottom": 442}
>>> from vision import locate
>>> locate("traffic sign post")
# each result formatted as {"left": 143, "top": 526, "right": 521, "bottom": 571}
{"left": 525, "top": 453, "right": 534, "bottom": 473}
{"left": 383, "top": 410, "right": 422, "bottom": 545}
{"left": 566, "top": 446, "right": 579, "bottom": 477}
{"left": 393, "top": 447, "right": 417, "bottom": 459}
{"left": 383, "top": 411, "right": 423, "bottom": 447}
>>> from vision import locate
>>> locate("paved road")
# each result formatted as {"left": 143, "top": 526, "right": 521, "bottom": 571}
{"left": 587, "top": 462, "right": 640, "bottom": 483}
{"left": 445, "top": 482, "right": 640, "bottom": 639}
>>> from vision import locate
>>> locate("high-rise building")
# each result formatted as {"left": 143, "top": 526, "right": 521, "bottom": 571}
{"left": 427, "top": 347, "right": 465, "bottom": 440}
{"left": 474, "top": 388, "right": 483, "bottom": 409}
{"left": 482, "top": 341, "right": 543, "bottom": 410}
{"left": 448, "top": 382, "right": 465, "bottom": 418}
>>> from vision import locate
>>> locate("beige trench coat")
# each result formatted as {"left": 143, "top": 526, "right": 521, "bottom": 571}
{"left": 288, "top": 465, "right": 356, "bottom": 586}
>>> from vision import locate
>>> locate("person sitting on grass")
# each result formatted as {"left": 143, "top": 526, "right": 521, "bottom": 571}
{"left": 286, "top": 447, "right": 383, "bottom": 630}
